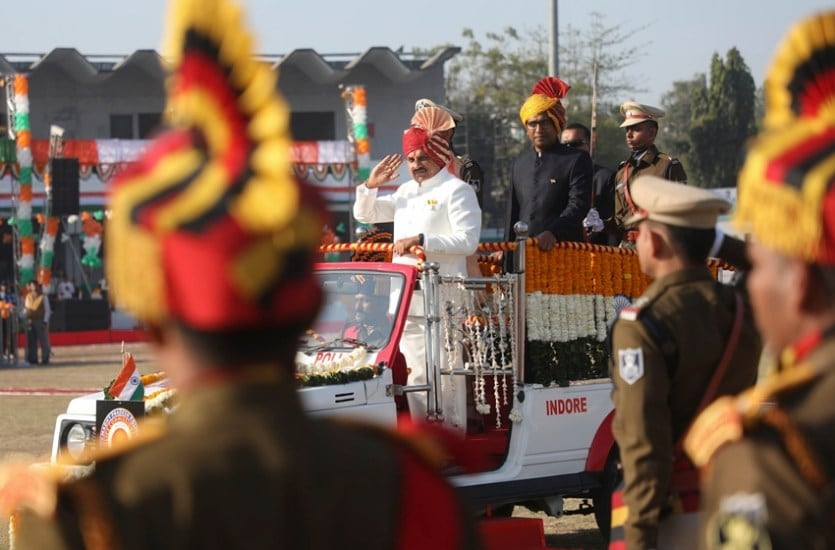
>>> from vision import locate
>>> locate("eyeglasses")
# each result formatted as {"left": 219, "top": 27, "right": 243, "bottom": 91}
{"left": 561, "top": 140, "right": 586, "bottom": 148}
{"left": 525, "top": 119, "right": 554, "bottom": 129}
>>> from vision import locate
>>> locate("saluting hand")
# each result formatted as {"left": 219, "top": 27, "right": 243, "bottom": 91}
{"left": 365, "top": 154, "right": 403, "bottom": 189}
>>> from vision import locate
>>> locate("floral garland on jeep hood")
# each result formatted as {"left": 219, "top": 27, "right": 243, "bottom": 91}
{"left": 294, "top": 346, "right": 379, "bottom": 387}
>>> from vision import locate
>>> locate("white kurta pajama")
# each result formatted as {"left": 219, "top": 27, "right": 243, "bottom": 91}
{"left": 353, "top": 170, "right": 481, "bottom": 431}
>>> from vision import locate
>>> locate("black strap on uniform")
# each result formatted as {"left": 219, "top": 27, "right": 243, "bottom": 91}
{"left": 605, "top": 309, "right": 677, "bottom": 372}
{"left": 639, "top": 312, "right": 678, "bottom": 376}
{"left": 663, "top": 157, "right": 675, "bottom": 179}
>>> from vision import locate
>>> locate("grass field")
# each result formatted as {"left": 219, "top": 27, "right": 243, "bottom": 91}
{"left": 0, "top": 343, "right": 604, "bottom": 549}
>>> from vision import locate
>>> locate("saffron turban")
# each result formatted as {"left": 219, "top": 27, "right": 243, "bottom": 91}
{"left": 402, "top": 126, "right": 453, "bottom": 169}
{"left": 519, "top": 76, "right": 570, "bottom": 133}
{"left": 411, "top": 105, "right": 456, "bottom": 133}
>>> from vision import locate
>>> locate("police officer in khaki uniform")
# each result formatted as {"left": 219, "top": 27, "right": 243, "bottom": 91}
{"left": 609, "top": 176, "right": 761, "bottom": 549}
{"left": 684, "top": 11, "right": 835, "bottom": 550}
{"left": 0, "top": 0, "right": 480, "bottom": 548}
{"left": 601, "top": 102, "right": 687, "bottom": 246}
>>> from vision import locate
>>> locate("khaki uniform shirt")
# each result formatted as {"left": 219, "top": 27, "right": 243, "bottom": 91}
{"left": 610, "top": 267, "right": 761, "bottom": 549}
{"left": 611, "top": 145, "right": 687, "bottom": 244}
{"left": 700, "top": 332, "right": 835, "bottom": 550}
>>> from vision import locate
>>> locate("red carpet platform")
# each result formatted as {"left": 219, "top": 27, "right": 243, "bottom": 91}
{"left": 17, "top": 329, "right": 148, "bottom": 347}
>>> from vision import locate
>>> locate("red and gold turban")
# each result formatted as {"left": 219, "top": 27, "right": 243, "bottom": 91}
{"left": 735, "top": 11, "right": 835, "bottom": 265}
{"left": 402, "top": 126, "right": 453, "bottom": 169}
{"left": 519, "top": 76, "right": 570, "bottom": 133}
{"left": 106, "top": 0, "right": 327, "bottom": 330}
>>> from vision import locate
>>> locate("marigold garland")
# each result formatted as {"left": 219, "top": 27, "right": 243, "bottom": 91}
{"left": 520, "top": 242, "right": 731, "bottom": 385}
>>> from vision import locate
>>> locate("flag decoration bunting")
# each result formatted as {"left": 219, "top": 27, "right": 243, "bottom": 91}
{"left": 0, "top": 138, "right": 356, "bottom": 183}
{"left": 12, "top": 75, "right": 35, "bottom": 286}
{"left": 341, "top": 86, "right": 371, "bottom": 181}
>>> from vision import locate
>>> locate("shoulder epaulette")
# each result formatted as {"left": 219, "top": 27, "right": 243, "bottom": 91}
{"left": 684, "top": 394, "right": 745, "bottom": 468}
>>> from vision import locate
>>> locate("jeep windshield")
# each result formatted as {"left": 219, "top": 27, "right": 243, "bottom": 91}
{"left": 297, "top": 270, "right": 407, "bottom": 352}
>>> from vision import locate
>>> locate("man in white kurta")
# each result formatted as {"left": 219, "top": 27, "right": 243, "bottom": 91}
{"left": 353, "top": 126, "right": 481, "bottom": 431}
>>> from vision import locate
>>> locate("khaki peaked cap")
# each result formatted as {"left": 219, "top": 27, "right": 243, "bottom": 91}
{"left": 625, "top": 176, "right": 730, "bottom": 229}
{"left": 620, "top": 101, "right": 666, "bottom": 128}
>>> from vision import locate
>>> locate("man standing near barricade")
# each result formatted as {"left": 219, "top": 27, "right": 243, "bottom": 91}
{"left": 0, "top": 0, "right": 480, "bottom": 547}
{"left": 353, "top": 116, "right": 481, "bottom": 431}
{"left": 412, "top": 103, "right": 486, "bottom": 280}
{"left": 685, "top": 11, "right": 835, "bottom": 549}
{"left": 597, "top": 103, "right": 687, "bottom": 247}
{"left": 507, "top": 77, "right": 593, "bottom": 249}
{"left": 608, "top": 176, "right": 761, "bottom": 549}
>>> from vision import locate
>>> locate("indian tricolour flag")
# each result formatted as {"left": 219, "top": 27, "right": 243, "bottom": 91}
{"left": 106, "top": 352, "right": 145, "bottom": 401}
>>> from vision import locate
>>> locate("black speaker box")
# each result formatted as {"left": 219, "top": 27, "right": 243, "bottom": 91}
{"left": 51, "top": 158, "right": 80, "bottom": 216}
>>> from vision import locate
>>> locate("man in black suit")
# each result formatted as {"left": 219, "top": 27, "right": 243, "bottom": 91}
{"left": 507, "top": 77, "right": 593, "bottom": 249}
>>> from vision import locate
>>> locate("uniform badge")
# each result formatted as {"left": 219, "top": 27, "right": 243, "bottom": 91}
{"left": 618, "top": 347, "right": 644, "bottom": 385}
{"left": 708, "top": 492, "right": 771, "bottom": 549}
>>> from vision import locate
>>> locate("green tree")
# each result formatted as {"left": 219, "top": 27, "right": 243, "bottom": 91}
{"left": 659, "top": 74, "right": 707, "bottom": 173}
{"left": 687, "top": 48, "right": 756, "bottom": 188}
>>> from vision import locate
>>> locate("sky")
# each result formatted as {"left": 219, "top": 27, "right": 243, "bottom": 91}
{"left": 5, "top": 0, "right": 834, "bottom": 106}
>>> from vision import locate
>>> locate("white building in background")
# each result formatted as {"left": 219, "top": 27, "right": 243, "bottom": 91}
{"left": 0, "top": 47, "right": 458, "bottom": 286}
{"left": 0, "top": 47, "right": 459, "bottom": 213}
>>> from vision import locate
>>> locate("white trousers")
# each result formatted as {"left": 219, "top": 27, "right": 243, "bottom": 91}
{"left": 400, "top": 290, "right": 466, "bottom": 433}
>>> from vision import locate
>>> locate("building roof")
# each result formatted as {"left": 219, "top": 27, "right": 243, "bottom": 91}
{"left": 0, "top": 46, "right": 460, "bottom": 84}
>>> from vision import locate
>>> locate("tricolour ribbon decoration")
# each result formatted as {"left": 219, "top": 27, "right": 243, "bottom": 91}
{"left": 12, "top": 75, "right": 35, "bottom": 286}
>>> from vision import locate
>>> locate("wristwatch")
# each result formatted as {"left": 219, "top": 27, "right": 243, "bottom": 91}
{"left": 418, "top": 233, "right": 425, "bottom": 246}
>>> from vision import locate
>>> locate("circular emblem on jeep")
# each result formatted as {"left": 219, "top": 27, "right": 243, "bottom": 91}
{"left": 99, "top": 407, "right": 140, "bottom": 448}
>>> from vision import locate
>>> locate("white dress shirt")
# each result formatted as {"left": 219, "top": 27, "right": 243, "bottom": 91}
{"left": 353, "top": 170, "right": 481, "bottom": 276}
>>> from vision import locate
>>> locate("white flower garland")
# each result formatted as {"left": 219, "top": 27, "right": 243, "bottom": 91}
{"left": 295, "top": 347, "right": 368, "bottom": 375}
{"left": 505, "top": 277, "right": 521, "bottom": 424}
{"left": 440, "top": 285, "right": 461, "bottom": 425}
{"left": 144, "top": 388, "right": 177, "bottom": 415}
{"left": 526, "top": 293, "right": 615, "bottom": 343}
{"left": 442, "top": 276, "right": 522, "bottom": 428}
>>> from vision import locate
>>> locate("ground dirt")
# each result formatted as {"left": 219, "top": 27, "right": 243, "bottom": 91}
{"left": 0, "top": 342, "right": 605, "bottom": 549}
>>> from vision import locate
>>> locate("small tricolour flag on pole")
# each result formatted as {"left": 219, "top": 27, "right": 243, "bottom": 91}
{"left": 105, "top": 352, "right": 145, "bottom": 401}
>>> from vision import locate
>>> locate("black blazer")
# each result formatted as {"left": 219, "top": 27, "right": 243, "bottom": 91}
{"left": 506, "top": 143, "right": 593, "bottom": 243}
